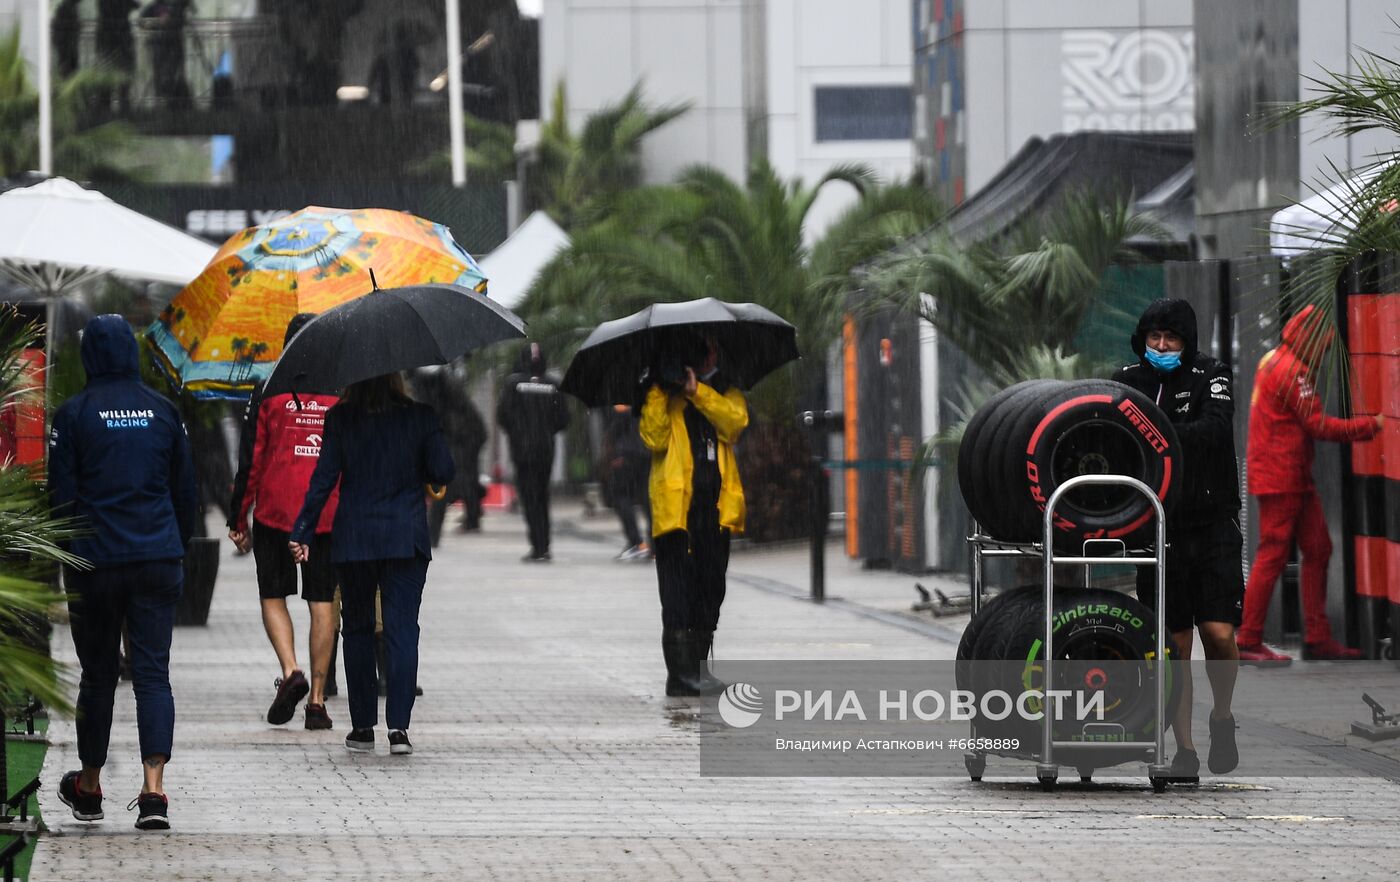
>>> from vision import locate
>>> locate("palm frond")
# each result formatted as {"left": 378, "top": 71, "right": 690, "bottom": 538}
{"left": 1250, "top": 38, "right": 1400, "bottom": 410}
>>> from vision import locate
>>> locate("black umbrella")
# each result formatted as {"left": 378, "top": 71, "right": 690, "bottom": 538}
{"left": 262, "top": 282, "right": 526, "bottom": 396}
{"left": 561, "top": 298, "right": 799, "bottom": 407}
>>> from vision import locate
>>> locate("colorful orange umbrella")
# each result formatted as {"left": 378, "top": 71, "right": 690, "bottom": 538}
{"left": 147, "top": 206, "right": 489, "bottom": 399}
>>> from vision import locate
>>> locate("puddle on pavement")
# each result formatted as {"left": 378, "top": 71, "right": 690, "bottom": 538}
{"left": 665, "top": 704, "right": 725, "bottom": 732}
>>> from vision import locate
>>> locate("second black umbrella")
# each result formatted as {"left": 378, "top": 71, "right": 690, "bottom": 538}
{"left": 561, "top": 298, "right": 799, "bottom": 407}
{"left": 263, "top": 283, "right": 526, "bottom": 396}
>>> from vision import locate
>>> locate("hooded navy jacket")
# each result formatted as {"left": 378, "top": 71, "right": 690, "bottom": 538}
{"left": 48, "top": 315, "right": 198, "bottom": 566}
{"left": 1112, "top": 298, "right": 1240, "bottom": 530}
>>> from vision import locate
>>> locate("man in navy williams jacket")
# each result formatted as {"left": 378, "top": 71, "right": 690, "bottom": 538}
{"left": 290, "top": 373, "right": 453, "bottom": 755}
{"left": 49, "top": 315, "right": 197, "bottom": 831}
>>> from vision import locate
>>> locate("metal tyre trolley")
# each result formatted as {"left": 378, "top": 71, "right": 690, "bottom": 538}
{"left": 964, "top": 474, "right": 1172, "bottom": 793}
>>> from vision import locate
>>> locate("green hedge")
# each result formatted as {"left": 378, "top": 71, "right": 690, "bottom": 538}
{"left": 3, "top": 720, "right": 48, "bottom": 881}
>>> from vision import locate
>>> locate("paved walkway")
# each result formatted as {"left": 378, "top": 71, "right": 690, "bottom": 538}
{"left": 32, "top": 502, "right": 1400, "bottom": 880}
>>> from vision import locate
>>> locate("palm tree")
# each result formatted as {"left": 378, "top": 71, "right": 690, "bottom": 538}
{"left": 869, "top": 192, "right": 1163, "bottom": 451}
{"left": 1259, "top": 42, "right": 1400, "bottom": 394}
{"left": 418, "top": 82, "right": 691, "bottom": 231}
{"left": 0, "top": 309, "right": 82, "bottom": 713}
{"left": 517, "top": 162, "right": 942, "bottom": 541}
{"left": 410, "top": 111, "right": 517, "bottom": 181}
{"left": 520, "top": 159, "right": 944, "bottom": 417}
{"left": 529, "top": 82, "right": 691, "bottom": 229}
{"left": 0, "top": 24, "right": 140, "bottom": 181}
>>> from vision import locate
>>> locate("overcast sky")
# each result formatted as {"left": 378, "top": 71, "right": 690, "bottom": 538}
{"left": 517, "top": 0, "right": 542, "bottom": 16}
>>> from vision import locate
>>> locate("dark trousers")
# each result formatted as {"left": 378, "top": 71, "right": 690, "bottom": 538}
{"left": 655, "top": 508, "right": 730, "bottom": 631}
{"left": 610, "top": 461, "right": 649, "bottom": 548}
{"left": 67, "top": 559, "right": 182, "bottom": 767}
{"left": 338, "top": 556, "right": 427, "bottom": 730}
{"left": 515, "top": 461, "right": 552, "bottom": 554}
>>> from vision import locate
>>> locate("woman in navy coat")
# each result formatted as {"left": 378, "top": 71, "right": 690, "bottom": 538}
{"left": 290, "top": 372, "right": 454, "bottom": 755}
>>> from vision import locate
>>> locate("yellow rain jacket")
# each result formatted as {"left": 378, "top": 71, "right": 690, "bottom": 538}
{"left": 639, "top": 381, "right": 748, "bottom": 537}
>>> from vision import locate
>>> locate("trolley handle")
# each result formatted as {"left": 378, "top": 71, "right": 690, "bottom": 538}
{"left": 1039, "top": 475, "right": 1169, "bottom": 783}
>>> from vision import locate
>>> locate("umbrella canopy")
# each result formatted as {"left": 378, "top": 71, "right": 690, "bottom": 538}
{"left": 1269, "top": 162, "right": 1393, "bottom": 257}
{"left": 262, "top": 283, "right": 525, "bottom": 397}
{"left": 478, "top": 210, "right": 571, "bottom": 309}
{"left": 148, "top": 206, "right": 489, "bottom": 399}
{"left": 561, "top": 298, "right": 799, "bottom": 407}
{"left": 0, "top": 177, "right": 216, "bottom": 291}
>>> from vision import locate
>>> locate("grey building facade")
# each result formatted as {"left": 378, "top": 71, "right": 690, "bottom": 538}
{"left": 915, "top": 0, "right": 1194, "bottom": 207}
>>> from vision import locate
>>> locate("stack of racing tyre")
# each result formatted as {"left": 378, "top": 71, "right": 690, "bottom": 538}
{"left": 958, "top": 379, "right": 1181, "bottom": 551}
{"left": 955, "top": 380, "right": 1183, "bottom": 755}
{"left": 955, "top": 584, "right": 1180, "bottom": 750}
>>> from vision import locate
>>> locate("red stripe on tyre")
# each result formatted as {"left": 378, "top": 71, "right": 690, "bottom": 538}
{"left": 1025, "top": 394, "right": 1114, "bottom": 454}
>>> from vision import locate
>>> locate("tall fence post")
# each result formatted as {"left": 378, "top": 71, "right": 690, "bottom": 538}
{"left": 803, "top": 410, "right": 843, "bottom": 603}
{"left": 810, "top": 453, "right": 826, "bottom": 603}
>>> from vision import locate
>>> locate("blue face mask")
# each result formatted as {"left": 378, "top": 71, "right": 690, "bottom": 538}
{"left": 1144, "top": 347, "right": 1181, "bottom": 372}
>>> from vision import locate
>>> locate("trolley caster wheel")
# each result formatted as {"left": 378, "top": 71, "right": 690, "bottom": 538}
{"left": 964, "top": 752, "right": 986, "bottom": 782}
{"left": 1150, "top": 777, "right": 1168, "bottom": 793}
{"left": 1037, "top": 775, "right": 1057, "bottom": 792}
{"left": 1078, "top": 770, "right": 1094, "bottom": 783}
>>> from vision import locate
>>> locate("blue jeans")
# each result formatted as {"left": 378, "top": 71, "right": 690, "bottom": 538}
{"left": 66, "top": 559, "right": 182, "bottom": 767}
{"left": 338, "top": 556, "right": 428, "bottom": 731}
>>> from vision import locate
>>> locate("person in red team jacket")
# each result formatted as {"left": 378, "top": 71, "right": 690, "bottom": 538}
{"left": 1237, "top": 304, "right": 1383, "bottom": 663}
{"left": 229, "top": 314, "right": 342, "bottom": 729}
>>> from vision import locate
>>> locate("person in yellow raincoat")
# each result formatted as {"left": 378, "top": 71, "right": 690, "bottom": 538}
{"left": 639, "top": 333, "right": 747, "bottom": 696}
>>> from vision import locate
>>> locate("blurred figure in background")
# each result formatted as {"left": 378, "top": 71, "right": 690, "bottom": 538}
{"left": 1238, "top": 304, "right": 1382, "bottom": 662}
{"left": 53, "top": 0, "right": 81, "bottom": 78}
{"left": 497, "top": 343, "right": 570, "bottom": 562}
{"left": 96, "top": 0, "right": 138, "bottom": 111}
{"left": 140, "top": 0, "right": 192, "bottom": 107}
{"left": 602, "top": 403, "right": 651, "bottom": 561}
{"left": 229, "top": 313, "right": 341, "bottom": 731}
{"left": 410, "top": 363, "right": 486, "bottom": 546}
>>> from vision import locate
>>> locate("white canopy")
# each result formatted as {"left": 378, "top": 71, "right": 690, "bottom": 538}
{"left": 1269, "top": 164, "right": 1389, "bottom": 258}
{"left": 0, "top": 177, "right": 216, "bottom": 293}
{"left": 478, "top": 210, "right": 570, "bottom": 310}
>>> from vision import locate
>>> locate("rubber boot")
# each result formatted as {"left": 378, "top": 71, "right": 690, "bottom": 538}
{"left": 662, "top": 629, "right": 725, "bottom": 697}
{"left": 696, "top": 630, "right": 726, "bottom": 693}
{"left": 324, "top": 630, "right": 339, "bottom": 698}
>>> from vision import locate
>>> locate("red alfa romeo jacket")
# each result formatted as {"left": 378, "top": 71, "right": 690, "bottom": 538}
{"left": 1246, "top": 305, "right": 1379, "bottom": 495}
{"left": 231, "top": 391, "right": 341, "bottom": 534}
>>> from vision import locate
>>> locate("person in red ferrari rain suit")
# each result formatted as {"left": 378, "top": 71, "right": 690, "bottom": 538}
{"left": 1237, "top": 304, "right": 1383, "bottom": 663}
{"left": 228, "top": 314, "right": 342, "bottom": 728}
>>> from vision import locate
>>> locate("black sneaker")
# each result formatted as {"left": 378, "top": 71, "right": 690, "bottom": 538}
{"left": 305, "top": 702, "right": 333, "bottom": 731}
{"left": 1208, "top": 714, "right": 1239, "bottom": 774}
{"left": 267, "top": 670, "right": 309, "bottom": 725}
{"left": 345, "top": 728, "right": 375, "bottom": 752}
{"left": 1167, "top": 748, "right": 1200, "bottom": 785}
{"left": 58, "top": 770, "right": 103, "bottom": 821}
{"left": 388, "top": 729, "right": 413, "bottom": 755}
{"left": 128, "top": 792, "right": 169, "bottom": 830}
